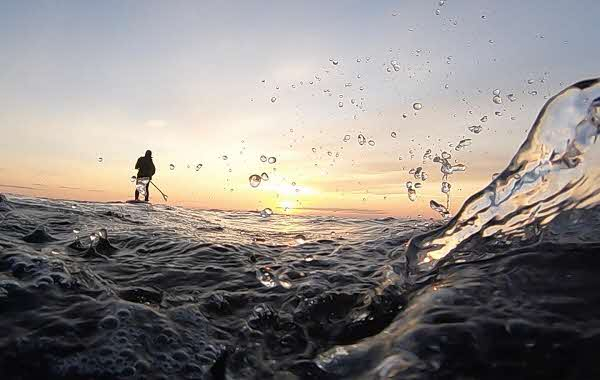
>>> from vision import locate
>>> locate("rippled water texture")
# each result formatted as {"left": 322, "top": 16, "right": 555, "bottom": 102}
{"left": 2, "top": 80, "right": 600, "bottom": 380}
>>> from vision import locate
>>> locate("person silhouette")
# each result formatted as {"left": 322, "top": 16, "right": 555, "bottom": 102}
{"left": 134, "top": 150, "right": 156, "bottom": 202}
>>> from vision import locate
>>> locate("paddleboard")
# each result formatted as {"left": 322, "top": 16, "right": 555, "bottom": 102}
{"left": 126, "top": 200, "right": 150, "bottom": 204}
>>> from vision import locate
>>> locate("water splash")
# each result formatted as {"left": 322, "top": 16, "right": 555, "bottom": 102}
{"left": 406, "top": 79, "right": 600, "bottom": 274}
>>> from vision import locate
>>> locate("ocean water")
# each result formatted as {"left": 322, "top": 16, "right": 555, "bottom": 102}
{"left": 1, "top": 79, "right": 600, "bottom": 379}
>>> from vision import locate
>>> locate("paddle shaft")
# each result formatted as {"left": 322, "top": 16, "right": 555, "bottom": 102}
{"left": 150, "top": 181, "right": 168, "bottom": 201}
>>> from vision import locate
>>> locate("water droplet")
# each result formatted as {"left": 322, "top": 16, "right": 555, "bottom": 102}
{"left": 391, "top": 131, "right": 397, "bottom": 138}
{"left": 338, "top": 101, "right": 344, "bottom": 108}
{"left": 435, "top": 9, "right": 441, "bottom": 15}
{"left": 408, "top": 188, "right": 417, "bottom": 202}
{"left": 268, "top": 157, "right": 277, "bottom": 164}
{"left": 261, "top": 172, "right": 269, "bottom": 181}
{"left": 343, "top": 135, "right": 351, "bottom": 142}
{"left": 312, "top": 147, "right": 317, "bottom": 153}
{"left": 368, "top": 140, "right": 375, "bottom": 146}
{"left": 271, "top": 97, "right": 277, "bottom": 103}
{"left": 414, "top": 182, "right": 422, "bottom": 189}
{"left": 169, "top": 164, "right": 175, "bottom": 170}
{"left": 358, "top": 134, "right": 366, "bottom": 145}
{"left": 529, "top": 90, "right": 538, "bottom": 96}
{"left": 97, "top": 157, "right": 103, "bottom": 163}
{"left": 493, "top": 96, "right": 502, "bottom": 104}
{"left": 390, "top": 60, "right": 401, "bottom": 71}
{"left": 249, "top": 174, "right": 262, "bottom": 188}
{"left": 507, "top": 93, "right": 517, "bottom": 102}
{"left": 455, "top": 139, "right": 472, "bottom": 151}
{"left": 430, "top": 200, "right": 450, "bottom": 218}
{"left": 452, "top": 164, "right": 467, "bottom": 172}
{"left": 130, "top": 176, "right": 136, "bottom": 183}
{"left": 493, "top": 89, "right": 501, "bottom": 96}
{"left": 441, "top": 151, "right": 452, "bottom": 160}
{"left": 295, "top": 234, "right": 307, "bottom": 244}
{"left": 196, "top": 164, "right": 203, "bottom": 171}
{"left": 260, "top": 208, "right": 273, "bottom": 217}
{"left": 222, "top": 155, "right": 228, "bottom": 160}
{"left": 260, "top": 155, "right": 267, "bottom": 162}
{"left": 256, "top": 268, "right": 277, "bottom": 288}
{"left": 468, "top": 125, "right": 483, "bottom": 134}
{"left": 527, "top": 79, "right": 535, "bottom": 84}
{"left": 480, "top": 116, "right": 488, "bottom": 122}
{"left": 331, "top": 59, "right": 339, "bottom": 65}
{"left": 345, "top": 82, "right": 352, "bottom": 88}
{"left": 441, "top": 182, "right": 451, "bottom": 193}
{"left": 413, "top": 102, "right": 423, "bottom": 111}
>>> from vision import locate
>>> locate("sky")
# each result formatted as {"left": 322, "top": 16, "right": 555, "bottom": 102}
{"left": 1, "top": 0, "right": 599, "bottom": 217}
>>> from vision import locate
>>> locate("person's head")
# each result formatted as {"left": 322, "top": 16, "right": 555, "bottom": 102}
{"left": 145, "top": 150, "right": 152, "bottom": 158}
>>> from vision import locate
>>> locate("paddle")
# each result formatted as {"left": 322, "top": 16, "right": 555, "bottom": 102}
{"left": 150, "top": 181, "right": 169, "bottom": 202}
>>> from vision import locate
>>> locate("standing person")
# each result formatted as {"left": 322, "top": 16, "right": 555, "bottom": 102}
{"left": 134, "top": 150, "right": 156, "bottom": 202}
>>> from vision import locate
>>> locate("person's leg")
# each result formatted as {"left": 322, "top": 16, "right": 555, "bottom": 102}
{"left": 145, "top": 182, "right": 150, "bottom": 202}
{"left": 135, "top": 189, "right": 140, "bottom": 200}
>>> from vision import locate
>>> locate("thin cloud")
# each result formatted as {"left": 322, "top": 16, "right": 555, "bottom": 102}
{"left": 0, "top": 184, "right": 42, "bottom": 190}
{"left": 145, "top": 120, "right": 168, "bottom": 128}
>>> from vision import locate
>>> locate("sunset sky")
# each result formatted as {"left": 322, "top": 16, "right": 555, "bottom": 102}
{"left": 1, "top": 0, "right": 599, "bottom": 217}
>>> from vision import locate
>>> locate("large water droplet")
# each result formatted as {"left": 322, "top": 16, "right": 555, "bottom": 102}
{"left": 468, "top": 125, "right": 483, "bottom": 134}
{"left": 413, "top": 102, "right": 423, "bottom": 111}
{"left": 249, "top": 174, "right": 262, "bottom": 188}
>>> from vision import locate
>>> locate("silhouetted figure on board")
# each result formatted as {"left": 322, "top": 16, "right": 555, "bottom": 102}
{"left": 134, "top": 150, "right": 156, "bottom": 202}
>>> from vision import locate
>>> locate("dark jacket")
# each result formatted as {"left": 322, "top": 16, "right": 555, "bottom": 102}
{"left": 135, "top": 156, "right": 156, "bottom": 179}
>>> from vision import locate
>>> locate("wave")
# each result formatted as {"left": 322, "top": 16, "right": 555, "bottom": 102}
{"left": 405, "top": 78, "right": 600, "bottom": 274}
